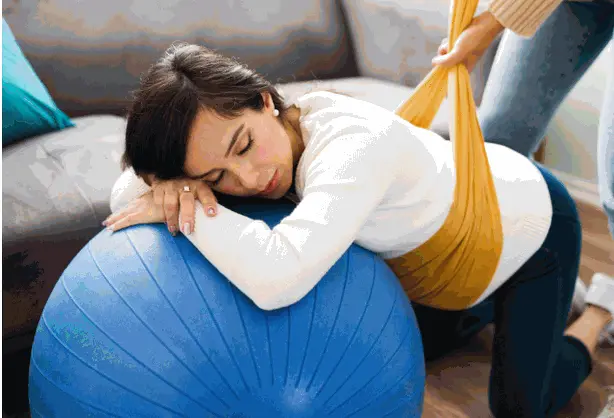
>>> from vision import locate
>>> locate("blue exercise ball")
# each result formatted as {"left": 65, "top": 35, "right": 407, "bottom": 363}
{"left": 29, "top": 200, "right": 425, "bottom": 417}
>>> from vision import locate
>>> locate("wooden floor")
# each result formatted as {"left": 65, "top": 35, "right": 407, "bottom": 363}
{"left": 422, "top": 200, "right": 614, "bottom": 418}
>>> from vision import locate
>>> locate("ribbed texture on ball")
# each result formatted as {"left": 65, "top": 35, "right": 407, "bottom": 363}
{"left": 29, "top": 203, "right": 425, "bottom": 417}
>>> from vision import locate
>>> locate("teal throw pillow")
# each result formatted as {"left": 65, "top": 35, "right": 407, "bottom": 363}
{"left": 2, "top": 19, "right": 74, "bottom": 146}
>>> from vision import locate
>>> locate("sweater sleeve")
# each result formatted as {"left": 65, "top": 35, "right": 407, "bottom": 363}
{"left": 109, "top": 168, "right": 152, "bottom": 213}
{"left": 488, "top": 0, "right": 562, "bottom": 37}
{"left": 182, "top": 130, "right": 399, "bottom": 311}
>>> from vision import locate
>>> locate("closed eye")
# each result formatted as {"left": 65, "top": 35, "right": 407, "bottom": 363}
{"left": 209, "top": 171, "right": 224, "bottom": 187}
{"left": 207, "top": 131, "right": 253, "bottom": 187}
{"left": 238, "top": 132, "right": 253, "bottom": 156}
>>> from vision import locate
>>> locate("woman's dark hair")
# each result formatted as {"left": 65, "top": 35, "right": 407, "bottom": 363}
{"left": 122, "top": 42, "right": 288, "bottom": 180}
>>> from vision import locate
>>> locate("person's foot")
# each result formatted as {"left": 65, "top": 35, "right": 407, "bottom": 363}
{"left": 585, "top": 272, "right": 614, "bottom": 345}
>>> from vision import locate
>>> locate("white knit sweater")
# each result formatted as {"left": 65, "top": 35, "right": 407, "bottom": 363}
{"left": 110, "top": 91, "right": 552, "bottom": 311}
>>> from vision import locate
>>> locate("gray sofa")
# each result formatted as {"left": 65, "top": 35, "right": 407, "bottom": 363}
{"left": 2, "top": 0, "right": 500, "bottom": 356}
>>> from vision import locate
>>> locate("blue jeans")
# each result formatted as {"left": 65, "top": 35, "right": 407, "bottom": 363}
{"left": 478, "top": 0, "right": 614, "bottom": 236}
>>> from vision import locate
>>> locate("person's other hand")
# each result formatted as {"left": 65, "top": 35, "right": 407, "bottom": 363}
{"left": 432, "top": 11, "right": 504, "bottom": 72}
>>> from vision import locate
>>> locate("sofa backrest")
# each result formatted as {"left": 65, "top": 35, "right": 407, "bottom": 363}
{"left": 3, "top": 0, "right": 359, "bottom": 117}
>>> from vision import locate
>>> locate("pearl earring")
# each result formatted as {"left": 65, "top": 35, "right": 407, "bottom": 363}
{"left": 273, "top": 108, "right": 280, "bottom": 117}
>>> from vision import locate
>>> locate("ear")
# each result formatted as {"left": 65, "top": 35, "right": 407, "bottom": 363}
{"left": 261, "top": 91, "right": 274, "bottom": 112}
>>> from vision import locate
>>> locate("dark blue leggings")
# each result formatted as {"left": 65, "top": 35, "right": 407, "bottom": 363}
{"left": 412, "top": 164, "right": 592, "bottom": 417}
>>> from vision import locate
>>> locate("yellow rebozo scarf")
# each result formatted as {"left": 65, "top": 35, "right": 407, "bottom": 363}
{"left": 385, "top": 0, "right": 503, "bottom": 310}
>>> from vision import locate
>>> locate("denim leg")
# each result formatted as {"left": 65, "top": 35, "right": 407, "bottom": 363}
{"left": 598, "top": 39, "right": 614, "bottom": 237}
{"left": 488, "top": 166, "right": 589, "bottom": 418}
{"left": 478, "top": 1, "right": 614, "bottom": 156}
{"left": 412, "top": 299, "right": 495, "bottom": 362}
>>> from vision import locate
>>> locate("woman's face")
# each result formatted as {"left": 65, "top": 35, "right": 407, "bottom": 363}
{"left": 183, "top": 93, "right": 296, "bottom": 199}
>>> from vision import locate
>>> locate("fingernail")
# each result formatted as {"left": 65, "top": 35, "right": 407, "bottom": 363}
{"left": 169, "top": 226, "right": 177, "bottom": 236}
{"left": 106, "top": 225, "right": 114, "bottom": 231}
{"left": 207, "top": 207, "right": 216, "bottom": 216}
{"left": 102, "top": 221, "right": 107, "bottom": 226}
{"left": 183, "top": 222, "right": 191, "bottom": 235}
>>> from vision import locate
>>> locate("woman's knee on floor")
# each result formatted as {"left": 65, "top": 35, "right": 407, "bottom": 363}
{"left": 488, "top": 379, "right": 548, "bottom": 418}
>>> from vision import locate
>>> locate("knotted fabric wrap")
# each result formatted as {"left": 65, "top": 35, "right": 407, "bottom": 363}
{"left": 385, "top": 0, "right": 504, "bottom": 310}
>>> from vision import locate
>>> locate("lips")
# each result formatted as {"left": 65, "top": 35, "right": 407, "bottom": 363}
{"left": 260, "top": 170, "right": 279, "bottom": 196}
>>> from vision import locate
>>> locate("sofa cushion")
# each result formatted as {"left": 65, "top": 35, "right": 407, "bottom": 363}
{"left": 3, "top": 115, "right": 126, "bottom": 345}
{"left": 2, "top": 18, "right": 74, "bottom": 146}
{"left": 3, "top": 0, "right": 358, "bottom": 117}
{"left": 3, "top": 115, "right": 126, "bottom": 246}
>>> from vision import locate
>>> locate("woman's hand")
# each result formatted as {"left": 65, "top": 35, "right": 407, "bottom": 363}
{"left": 103, "top": 192, "right": 165, "bottom": 232}
{"left": 149, "top": 177, "right": 217, "bottom": 236}
{"left": 432, "top": 11, "right": 504, "bottom": 72}
{"left": 103, "top": 177, "right": 217, "bottom": 236}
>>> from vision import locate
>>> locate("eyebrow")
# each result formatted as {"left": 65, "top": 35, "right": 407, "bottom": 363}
{"left": 187, "top": 123, "right": 244, "bottom": 180}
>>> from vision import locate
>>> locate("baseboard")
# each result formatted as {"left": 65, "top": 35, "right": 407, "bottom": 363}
{"left": 548, "top": 168, "right": 602, "bottom": 209}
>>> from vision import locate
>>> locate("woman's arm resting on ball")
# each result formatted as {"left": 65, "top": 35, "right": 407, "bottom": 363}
{"left": 183, "top": 131, "right": 399, "bottom": 311}
{"left": 109, "top": 132, "right": 400, "bottom": 311}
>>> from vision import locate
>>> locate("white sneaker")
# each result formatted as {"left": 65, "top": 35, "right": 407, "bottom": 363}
{"left": 585, "top": 272, "right": 614, "bottom": 345}
{"left": 571, "top": 277, "right": 588, "bottom": 317}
